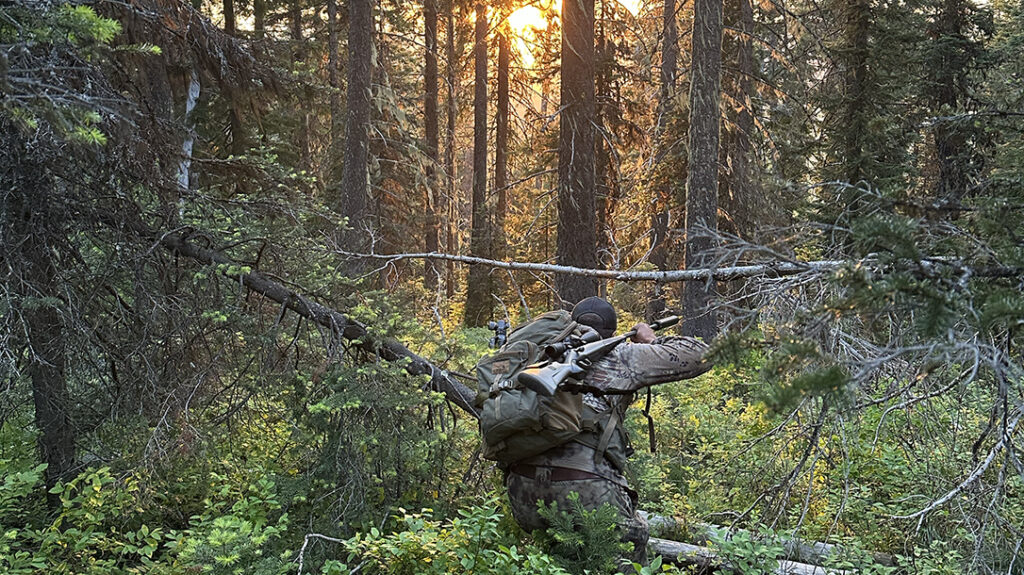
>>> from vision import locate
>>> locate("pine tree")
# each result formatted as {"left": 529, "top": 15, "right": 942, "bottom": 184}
{"left": 683, "top": 0, "right": 723, "bottom": 339}
{"left": 556, "top": 0, "right": 599, "bottom": 304}
{"left": 464, "top": 2, "right": 494, "bottom": 326}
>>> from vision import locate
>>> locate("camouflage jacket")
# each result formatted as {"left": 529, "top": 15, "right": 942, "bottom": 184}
{"left": 517, "top": 335, "right": 711, "bottom": 481}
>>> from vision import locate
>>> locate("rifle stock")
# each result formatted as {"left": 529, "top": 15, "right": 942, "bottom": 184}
{"left": 517, "top": 361, "right": 580, "bottom": 397}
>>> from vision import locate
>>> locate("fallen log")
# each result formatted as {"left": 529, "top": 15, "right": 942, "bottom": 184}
{"left": 649, "top": 537, "right": 839, "bottom": 574}
{"left": 641, "top": 512, "right": 895, "bottom": 569}
{"left": 159, "top": 231, "right": 480, "bottom": 417}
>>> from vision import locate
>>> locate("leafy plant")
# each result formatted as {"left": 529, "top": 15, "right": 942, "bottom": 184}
{"left": 338, "top": 498, "right": 569, "bottom": 574}
{"left": 708, "top": 528, "right": 784, "bottom": 575}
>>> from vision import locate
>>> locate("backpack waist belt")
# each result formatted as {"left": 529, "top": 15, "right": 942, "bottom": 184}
{"left": 507, "top": 463, "right": 603, "bottom": 482}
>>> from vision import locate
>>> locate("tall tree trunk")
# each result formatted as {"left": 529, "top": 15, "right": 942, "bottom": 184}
{"left": 327, "top": 0, "right": 342, "bottom": 157}
{"left": 223, "top": 0, "right": 245, "bottom": 156}
{"left": 720, "top": 0, "right": 755, "bottom": 239}
{"left": 682, "top": 0, "right": 722, "bottom": 340}
{"left": 595, "top": 10, "right": 614, "bottom": 294}
{"left": 291, "top": 0, "right": 311, "bottom": 169}
{"left": 254, "top": 0, "right": 266, "bottom": 39}
{"left": 933, "top": 0, "right": 967, "bottom": 205}
{"left": 444, "top": 1, "right": 458, "bottom": 298}
{"left": 734, "top": 0, "right": 755, "bottom": 228}
{"left": 177, "top": 68, "right": 201, "bottom": 194}
{"left": 339, "top": 0, "right": 375, "bottom": 255}
{"left": 647, "top": 0, "right": 679, "bottom": 321}
{"left": 843, "top": 0, "right": 870, "bottom": 187}
{"left": 5, "top": 142, "right": 75, "bottom": 503}
{"left": 25, "top": 218, "right": 74, "bottom": 502}
{"left": 424, "top": 0, "right": 442, "bottom": 290}
{"left": 464, "top": 3, "right": 492, "bottom": 326}
{"left": 223, "top": 0, "right": 236, "bottom": 35}
{"left": 556, "top": 0, "right": 598, "bottom": 305}
{"left": 494, "top": 31, "right": 510, "bottom": 263}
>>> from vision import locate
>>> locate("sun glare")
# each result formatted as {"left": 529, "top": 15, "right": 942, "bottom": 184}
{"left": 507, "top": 0, "right": 641, "bottom": 66}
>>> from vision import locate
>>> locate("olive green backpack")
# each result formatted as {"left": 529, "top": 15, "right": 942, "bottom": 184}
{"left": 474, "top": 311, "right": 585, "bottom": 463}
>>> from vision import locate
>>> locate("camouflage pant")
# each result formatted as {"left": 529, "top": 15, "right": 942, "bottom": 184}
{"left": 505, "top": 469, "right": 649, "bottom": 566}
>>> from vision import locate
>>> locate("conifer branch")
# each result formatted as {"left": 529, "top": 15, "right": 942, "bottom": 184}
{"left": 157, "top": 231, "right": 480, "bottom": 418}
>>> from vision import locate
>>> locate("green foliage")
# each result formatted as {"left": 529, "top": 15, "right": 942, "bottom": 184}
{"left": 533, "top": 492, "right": 631, "bottom": 574}
{"left": 0, "top": 462, "right": 291, "bottom": 575}
{"left": 0, "top": 2, "right": 121, "bottom": 143}
{"left": 338, "top": 498, "right": 569, "bottom": 575}
{"left": 821, "top": 538, "right": 898, "bottom": 575}
{"left": 56, "top": 5, "right": 122, "bottom": 45}
{"left": 896, "top": 538, "right": 968, "bottom": 574}
{"left": 708, "top": 529, "right": 784, "bottom": 575}
{"left": 0, "top": 464, "right": 164, "bottom": 574}
{"left": 171, "top": 476, "right": 290, "bottom": 575}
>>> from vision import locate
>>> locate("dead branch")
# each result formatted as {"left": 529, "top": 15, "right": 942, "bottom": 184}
{"left": 334, "top": 250, "right": 1024, "bottom": 283}
{"left": 158, "top": 231, "right": 479, "bottom": 418}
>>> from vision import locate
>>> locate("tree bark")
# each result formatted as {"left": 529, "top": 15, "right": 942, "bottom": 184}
{"left": 424, "top": 0, "right": 441, "bottom": 291}
{"left": 932, "top": 0, "right": 967, "bottom": 205}
{"left": 556, "top": 0, "right": 598, "bottom": 305}
{"left": 223, "top": 0, "right": 235, "bottom": 35}
{"left": 682, "top": 0, "right": 723, "bottom": 340}
{"left": 843, "top": 0, "right": 870, "bottom": 187}
{"left": 177, "top": 68, "right": 200, "bottom": 194}
{"left": 595, "top": 14, "right": 616, "bottom": 290}
{"left": 464, "top": 3, "right": 493, "bottom": 326}
{"left": 254, "top": 0, "right": 266, "bottom": 39}
{"left": 4, "top": 138, "right": 76, "bottom": 502}
{"left": 494, "top": 31, "right": 510, "bottom": 262}
{"left": 339, "top": 0, "right": 375, "bottom": 256}
{"left": 647, "top": 0, "right": 680, "bottom": 321}
{"left": 720, "top": 0, "right": 755, "bottom": 240}
{"left": 222, "top": 0, "right": 245, "bottom": 156}
{"left": 291, "top": 0, "right": 311, "bottom": 169}
{"left": 327, "top": 0, "right": 342, "bottom": 155}
{"left": 444, "top": 1, "right": 458, "bottom": 299}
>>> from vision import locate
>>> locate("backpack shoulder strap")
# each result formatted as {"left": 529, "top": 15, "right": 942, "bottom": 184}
{"left": 593, "top": 397, "right": 623, "bottom": 465}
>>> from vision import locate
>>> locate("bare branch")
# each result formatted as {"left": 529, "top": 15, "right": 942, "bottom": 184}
{"left": 334, "top": 250, "right": 1024, "bottom": 283}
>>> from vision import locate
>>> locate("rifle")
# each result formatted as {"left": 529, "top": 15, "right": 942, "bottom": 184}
{"left": 517, "top": 315, "right": 680, "bottom": 397}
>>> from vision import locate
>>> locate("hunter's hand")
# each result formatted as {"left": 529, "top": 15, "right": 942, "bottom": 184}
{"left": 631, "top": 323, "right": 656, "bottom": 344}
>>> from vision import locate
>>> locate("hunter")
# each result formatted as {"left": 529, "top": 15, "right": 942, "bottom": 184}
{"left": 504, "top": 296, "right": 711, "bottom": 566}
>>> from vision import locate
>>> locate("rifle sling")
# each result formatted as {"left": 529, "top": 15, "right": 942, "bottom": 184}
{"left": 644, "top": 388, "right": 656, "bottom": 453}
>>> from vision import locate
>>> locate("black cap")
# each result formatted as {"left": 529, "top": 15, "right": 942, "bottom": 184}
{"left": 571, "top": 296, "right": 617, "bottom": 338}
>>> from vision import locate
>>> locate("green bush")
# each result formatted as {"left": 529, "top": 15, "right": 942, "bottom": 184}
{"left": 0, "top": 463, "right": 166, "bottom": 574}
{"left": 708, "top": 529, "right": 784, "bottom": 575}
{"left": 336, "top": 498, "right": 568, "bottom": 575}
{"left": 0, "top": 462, "right": 291, "bottom": 575}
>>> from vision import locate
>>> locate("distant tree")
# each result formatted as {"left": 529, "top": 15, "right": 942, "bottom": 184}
{"left": 464, "top": 2, "right": 493, "bottom": 326}
{"left": 556, "top": 0, "right": 599, "bottom": 304}
{"left": 648, "top": 0, "right": 681, "bottom": 320}
{"left": 339, "top": 0, "right": 375, "bottom": 255}
{"left": 494, "top": 30, "right": 510, "bottom": 263}
{"left": 925, "top": 0, "right": 990, "bottom": 206}
{"left": 719, "top": 0, "right": 757, "bottom": 239}
{"left": 444, "top": 0, "right": 460, "bottom": 298}
{"left": 327, "top": 0, "right": 343, "bottom": 156}
{"left": 4, "top": 138, "right": 76, "bottom": 499}
{"left": 254, "top": 0, "right": 265, "bottom": 39}
{"left": 682, "top": 0, "right": 723, "bottom": 339}
{"left": 222, "top": 0, "right": 246, "bottom": 156}
{"left": 424, "top": 0, "right": 442, "bottom": 290}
